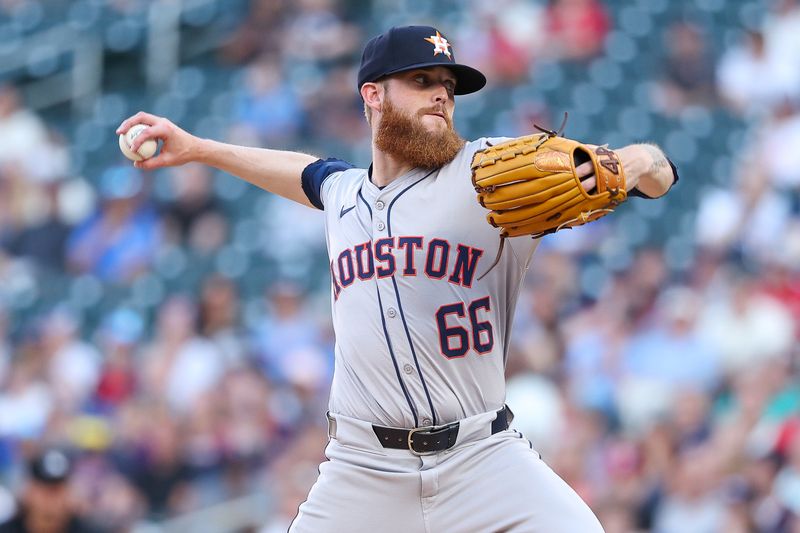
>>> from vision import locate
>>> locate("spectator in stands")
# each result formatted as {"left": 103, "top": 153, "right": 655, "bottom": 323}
{"left": 652, "top": 22, "right": 716, "bottom": 115}
{"left": 93, "top": 308, "right": 143, "bottom": 411}
{"left": 512, "top": 251, "right": 577, "bottom": 377}
{"left": 220, "top": 0, "right": 290, "bottom": 64}
{"left": 0, "top": 334, "right": 53, "bottom": 441}
{"left": 721, "top": 101, "right": 800, "bottom": 262}
{"left": 230, "top": 55, "right": 304, "bottom": 147}
{"left": 198, "top": 275, "right": 246, "bottom": 367}
{"left": 617, "top": 286, "right": 720, "bottom": 434}
{"left": 455, "top": 1, "right": 543, "bottom": 87}
{"left": 513, "top": 280, "right": 565, "bottom": 377}
{"left": 0, "top": 88, "right": 68, "bottom": 252}
{"left": 763, "top": 0, "right": 800, "bottom": 77}
{"left": 749, "top": 98, "right": 800, "bottom": 201}
{"left": 562, "top": 288, "right": 631, "bottom": 417}
{"left": 593, "top": 499, "right": 638, "bottom": 533}
{"left": 4, "top": 178, "right": 71, "bottom": 271}
{"left": 0, "top": 449, "right": 101, "bottom": 533}
{"left": 78, "top": 470, "right": 144, "bottom": 532}
{"left": 38, "top": 309, "right": 101, "bottom": 412}
{"left": 140, "top": 295, "right": 226, "bottom": 414}
{"left": 120, "top": 408, "right": 191, "bottom": 520}
{"left": 693, "top": 180, "right": 760, "bottom": 259}
{"left": 261, "top": 425, "right": 328, "bottom": 532}
{"left": 670, "top": 389, "right": 713, "bottom": 452}
{"left": 216, "top": 370, "right": 275, "bottom": 482}
{"left": 697, "top": 274, "right": 795, "bottom": 376}
{"left": 598, "top": 439, "right": 648, "bottom": 521}
{"left": 180, "top": 391, "right": 227, "bottom": 501}
{"left": 66, "top": 166, "right": 160, "bottom": 283}
{"left": 543, "top": 0, "right": 610, "bottom": 61}
{"left": 251, "top": 282, "right": 329, "bottom": 393}
{"left": 280, "top": 0, "right": 360, "bottom": 64}
{"left": 503, "top": 373, "right": 565, "bottom": 459}
{"left": 473, "top": 15, "right": 533, "bottom": 86}
{"left": 738, "top": 451, "right": 794, "bottom": 531}
{"left": 0, "top": 86, "right": 52, "bottom": 177}
{"left": 698, "top": 98, "right": 800, "bottom": 262}
{"left": 759, "top": 258, "right": 800, "bottom": 328}
{"left": 653, "top": 447, "right": 728, "bottom": 533}
{"left": 160, "top": 163, "right": 228, "bottom": 254}
{"left": 717, "top": 476, "right": 757, "bottom": 533}
{"left": 257, "top": 194, "right": 327, "bottom": 280}
{"left": 775, "top": 428, "right": 800, "bottom": 514}
{"left": 717, "top": 30, "right": 800, "bottom": 117}
{"left": 303, "top": 65, "right": 369, "bottom": 155}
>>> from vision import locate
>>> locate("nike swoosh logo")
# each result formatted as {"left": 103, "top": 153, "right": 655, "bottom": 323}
{"left": 339, "top": 205, "right": 356, "bottom": 218}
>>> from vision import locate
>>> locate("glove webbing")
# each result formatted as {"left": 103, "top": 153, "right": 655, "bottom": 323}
{"left": 477, "top": 113, "right": 569, "bottom": 281}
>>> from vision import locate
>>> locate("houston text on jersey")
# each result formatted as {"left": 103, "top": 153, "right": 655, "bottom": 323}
{"left": 329, "top": 237, "right": 485, "bottom": 299}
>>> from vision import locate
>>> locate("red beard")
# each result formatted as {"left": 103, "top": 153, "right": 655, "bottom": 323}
{"left": 374, "top": 96, "right": 465, "bottom": 169}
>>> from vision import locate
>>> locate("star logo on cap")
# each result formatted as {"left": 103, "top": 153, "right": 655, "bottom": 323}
{"left": 424, "top": 31, "right": 452, "bottom": 59}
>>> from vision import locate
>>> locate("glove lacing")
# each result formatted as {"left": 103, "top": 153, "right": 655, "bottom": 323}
{"left": 477, "top": 113, "right": 569, "bottom": 281}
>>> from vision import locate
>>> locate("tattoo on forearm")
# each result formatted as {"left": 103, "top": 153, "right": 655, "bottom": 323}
{"left": 643, "top": 144, "right": 669, "bottom": 176}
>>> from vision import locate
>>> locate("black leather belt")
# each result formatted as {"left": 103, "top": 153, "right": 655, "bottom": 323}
{"left": 372, "top": 406, "right": 511, "bottom": 455}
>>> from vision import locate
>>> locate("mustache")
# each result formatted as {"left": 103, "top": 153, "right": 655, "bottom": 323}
{"left": 417, "top": 107, "right": 452, "bottom": 127}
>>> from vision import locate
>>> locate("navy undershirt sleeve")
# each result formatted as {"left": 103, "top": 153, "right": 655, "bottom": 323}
{"left": 629, "top": 158, "right": 680, "bottom": 199}
{"left": 301, "top": 157, "right": 355, "bottom": 210}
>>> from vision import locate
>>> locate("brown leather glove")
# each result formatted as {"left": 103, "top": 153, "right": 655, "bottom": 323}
{"left": 471, "top": 132, "right": 627, "bottom": 238}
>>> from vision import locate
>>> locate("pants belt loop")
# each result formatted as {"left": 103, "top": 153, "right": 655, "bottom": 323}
{"left": 326, "top": 411, "right": 337, "bottom": 440}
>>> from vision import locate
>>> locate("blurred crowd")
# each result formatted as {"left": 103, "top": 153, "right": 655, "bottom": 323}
{"left": 0, "top": 0, "right": 800, "bottom": 531}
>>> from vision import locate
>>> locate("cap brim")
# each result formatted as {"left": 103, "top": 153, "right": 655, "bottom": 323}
{"left": 383, "top": 62, "right": 487, "bottom": 95}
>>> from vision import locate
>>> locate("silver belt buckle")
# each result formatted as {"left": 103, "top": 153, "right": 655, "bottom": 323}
{"left": 407, "top": 425, "right": 439, "bottom": 456}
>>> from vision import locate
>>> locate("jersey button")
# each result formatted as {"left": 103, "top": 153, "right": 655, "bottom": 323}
{"left": 376, "top": 200, "right": 385, "bottom": 210}
{"left": 403, "top": 364, "right": 413, "bottom": 374}
{"left": 376, "top": 221, "right": 386, "bottom": 231}
{"left": 422, "top": 418, "right": 432, "bottom": 426}
{"left": 387, "top": 307, "right": 397, "bottom": 318}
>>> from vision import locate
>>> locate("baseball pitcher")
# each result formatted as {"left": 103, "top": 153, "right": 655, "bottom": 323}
{"left": 118, "top": 25, "right": 678, "bottom": 533}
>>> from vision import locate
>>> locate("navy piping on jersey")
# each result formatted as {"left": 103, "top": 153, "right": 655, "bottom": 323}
{"left": 386, "top": 170, "right": 439, "bottom": 426}
{"left": 389, "top": 275, "right": 437, "bottom": 426}
{"left": 357, "top": 187, "right": 373, "bottom": 218}
{"left": 515, "top": 430, "right": 538, "bottom": 455}
{"left": 376, "top": 284, "right": 419, "bottom": 427}
{"left": 386, "top": 172, "right": 435, "bottom": 235}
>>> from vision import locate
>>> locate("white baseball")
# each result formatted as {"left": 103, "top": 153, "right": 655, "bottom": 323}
{"left": 119, "top": 124, "right": 158, "bottom": 161}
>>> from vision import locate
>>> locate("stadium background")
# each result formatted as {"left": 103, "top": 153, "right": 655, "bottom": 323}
{"left": 1, "top": 0, "right": 799, "bottom": 531}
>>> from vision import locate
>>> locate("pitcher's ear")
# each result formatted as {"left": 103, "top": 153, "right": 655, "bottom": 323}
{"left": 361, "top": 82, "right": 383, "bottom": 112}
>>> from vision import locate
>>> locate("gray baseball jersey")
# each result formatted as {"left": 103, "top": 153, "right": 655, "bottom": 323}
{"left": 305, "top": 137, "right": 539, "bottom": 429}
{"left": 292, "top": 138, "right": 608, "bottom": 533}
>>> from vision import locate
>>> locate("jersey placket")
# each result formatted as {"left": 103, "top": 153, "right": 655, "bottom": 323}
{"left": 371, "top": 189, "right": 419, "bottom": 425}
{"left": 376, "top": 179, "right": 440, "bottom": 428}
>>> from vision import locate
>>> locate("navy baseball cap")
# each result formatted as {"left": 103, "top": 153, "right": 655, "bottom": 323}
{"left": 357, "top": 26, "right": 486, "bottom": 96}
{"left": 29, "top": 449, "right": 72, "bottom": 484}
